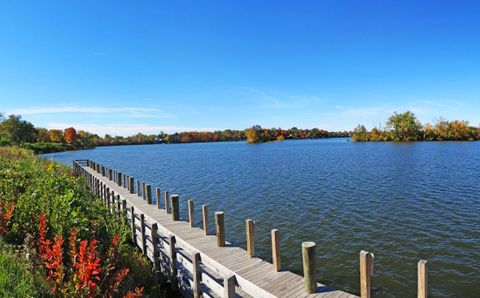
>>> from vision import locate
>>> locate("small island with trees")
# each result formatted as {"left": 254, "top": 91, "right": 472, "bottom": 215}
{"left": 352, "top": 111, "right": 480, "bottom": 142}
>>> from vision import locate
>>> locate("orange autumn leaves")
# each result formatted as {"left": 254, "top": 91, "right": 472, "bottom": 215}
{"left": 37, "top": 214, "right": 142, "bottom": 297}
{"left": 0, "top": 200, "right": 15, "bottom": 236}
{"left": 63, "top": 127, "right": 78, "bottom": 144}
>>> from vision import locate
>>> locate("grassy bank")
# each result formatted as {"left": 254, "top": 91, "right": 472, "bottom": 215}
{"left": 20, "top": 141, "right": 84, "bottom": 154}
{"left": 0, "top": 147, "right": 178, "bottom": 297}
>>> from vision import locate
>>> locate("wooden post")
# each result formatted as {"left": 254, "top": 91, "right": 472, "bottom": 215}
{"left": 215, "top": 212, "right": 225, "bottom": 247}
{"left": 188, "top": 199, "right": 195, "bottom": 227}
{"left": 101, "top": 183, "right": 105, "bottom": 204}
{"left": 360, "top": 250, "right": 374, "bottom": 298}
{"left": 122, "top": 199, "right": 127, "bottom": 224}
{"left": 171, "top": 195, "right": 180, "bottom": 221}
{"left": 165, "top": 191, "right": 170, "bottom": 213}
{"left": 151, "top": 223, "right": 160, "bottom": 276}
{"left": 142, "top": 182, "right": 146, "bottom": 200}
{"left": 111, "top": 191, "right": 116, "bottom": 211}
{"left": 202, "top": 205, "right": 208, "bottom": 235}
{"left": 156, "top": 187, "right": 161, "bottom": 209}
{"left": 108, "top": 168, "right": 112, "bottom": 181}
{"left": 193, "top": 252, "right": 202, "bottom": 298}
{"left": 129, "top": 177, "right": 134, "bottom": 193}
{"left": 106, "top": 187, "right": 111, "bottom": 213}
{"left": 168, "top": 235, "right": 177, "bottom": 289}
{"left": 140, "top": 214, "right": 147, "bottom": 255}
{"left": 116, "top": 195, "right": 121, "bottom": 218}
{"left": 131, "top": 206, "right": 136, "bottom": 244}
{"left": 224, "top": 274, "right": 236, "bottom": 298}
{"left": 145, "top": 184, "right": 152, "bottom": 204}
{"left": 302, "top": 241, "right": 316, "bottom": 294}
{"left": 117, "top": 172, "right": 122, "bottom": 186}
{"left": 137, "top": 180, "right": 141, "bottom": 197}
{"left": 246, "top": 219, "right": 254, "bottom": 257}
{"left": 123, "top": 174, "right": 127, "bottom": 189}
{"left": 271, "top": 229, "right": 281, "bottom": 271}
{"left": 418, "top": 259, "right": 428, "bottom": 298}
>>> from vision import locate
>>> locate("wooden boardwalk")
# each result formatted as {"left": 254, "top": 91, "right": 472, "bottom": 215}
{"left": 74, "top": 160, "right": 358, "bottom": 298}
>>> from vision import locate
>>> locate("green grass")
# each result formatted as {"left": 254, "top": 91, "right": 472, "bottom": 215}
{"left": 0, "top": 241, "right": 48, "bottom": 297}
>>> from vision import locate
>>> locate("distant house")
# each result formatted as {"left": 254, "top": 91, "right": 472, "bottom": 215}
{"left": 154, "top": 137, "right": 165, "bottom": 143}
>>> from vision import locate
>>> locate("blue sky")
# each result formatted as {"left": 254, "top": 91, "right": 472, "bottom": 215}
{"left": 1, "top": 1, "right": 479, "bottom": 136}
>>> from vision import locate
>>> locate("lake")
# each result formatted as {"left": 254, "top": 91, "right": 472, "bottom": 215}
{"left": 45, "top": 139, "right": 480, "bottom": 297}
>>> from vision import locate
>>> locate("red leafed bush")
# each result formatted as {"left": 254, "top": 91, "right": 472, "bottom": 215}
{"left": 0, "top": 200, "right": 15, "bottom": 235}
{"left": 123, "top": 287, "right": 144, "bottom": 298}
{"left": 37, "top": 213, "right": 142, "bottom": 297}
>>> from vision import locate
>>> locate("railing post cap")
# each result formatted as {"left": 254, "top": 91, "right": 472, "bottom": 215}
{"left": 418, "top": 259, "right": 428, "bottom": 265}
{"left": 215, "top": 211, "right": 224, "bottom": 215}
{"left": 302, "top": 241, "right": 316, "bottom": 248}
{"left": 171, "top": 194, "right": 179, "bottom": 198}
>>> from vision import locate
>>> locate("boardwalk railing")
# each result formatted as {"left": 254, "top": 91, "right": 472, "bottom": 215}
{"left": 73, "top": 160, "right": 429, "bottom": 298}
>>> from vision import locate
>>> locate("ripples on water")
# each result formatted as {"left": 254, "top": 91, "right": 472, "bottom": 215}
{"left": 46, "top": 139, "right": 480, "bottom": 297}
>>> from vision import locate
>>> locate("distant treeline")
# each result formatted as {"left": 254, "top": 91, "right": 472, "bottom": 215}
{"left": 0, "top": 113, "right": 350, "bottom": 153}
{"left": 352, "top": 111, "right": 480, "bottom": 142}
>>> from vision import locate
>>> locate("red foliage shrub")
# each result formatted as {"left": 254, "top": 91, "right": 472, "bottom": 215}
{"left": 0, "top": 200, "right": 15, "bottom": 235}
{"left": 123, "top": 287, "right": 144, "bottom": 298}
{"left": 37, "top": 214, "right": 137, "bottom": 297}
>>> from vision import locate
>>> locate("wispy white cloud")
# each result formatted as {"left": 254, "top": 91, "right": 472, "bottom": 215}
{"left": 415, "top": 99, "right": 466, "bottom": 108}
{"left": 6, "top": 106, "right": 174, "bottom": 119}
{"left": 415, "top": 100, "right": 447, "bottom": 108}
{"left": 46, "top": 123, "right": 222, "bottom": 136}
{"left": 223, "top": 86, "right": 327, "bottom": 109}
{"left": 341, "top": 106, "right": 381, "bottom": 117}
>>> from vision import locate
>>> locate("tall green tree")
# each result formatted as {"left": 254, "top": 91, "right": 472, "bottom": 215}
{"left": 386, "top": 111, "right": 422, "bottom": 141}
{"left": 0, "top": 115, "right": 36, "bottom": 144}
{"left": 352, "top": 124, "right": 367, "bottom": 141}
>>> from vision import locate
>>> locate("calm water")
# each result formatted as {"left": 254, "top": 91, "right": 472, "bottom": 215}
{"left": 45, "top": 139, "right": 480, "bottom": 297}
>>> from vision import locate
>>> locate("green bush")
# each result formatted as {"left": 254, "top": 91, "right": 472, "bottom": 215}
{"left": 0, "top": 147, "right": 172, "bottom": 297}
{"left": 0, "top": 148, "right": 120, "bottom": 243}
{"left": 20, "top": 142, "right": 76, "bottom": 154}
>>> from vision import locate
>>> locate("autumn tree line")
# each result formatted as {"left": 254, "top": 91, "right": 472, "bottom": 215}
{"left": 352, "top": 111, "right": 480, "bottom": 142}
{"left": 0, "top": 113, "right": 350, "bottom": 153}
